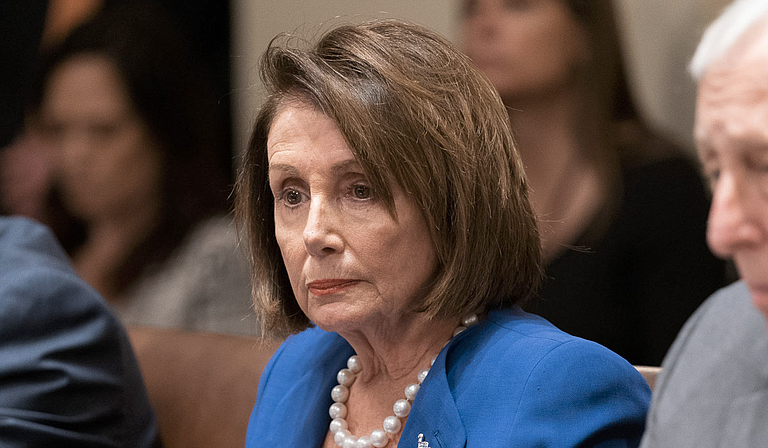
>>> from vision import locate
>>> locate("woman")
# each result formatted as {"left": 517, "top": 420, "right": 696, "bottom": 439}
{"left": 461, "top": 0, "right": 727, "bottom": 365}
{"left": 27, "top": 4, "right": 256, "bottom": 335}
{"left": 237, "top": 20, "right": 650, "bottom": 447}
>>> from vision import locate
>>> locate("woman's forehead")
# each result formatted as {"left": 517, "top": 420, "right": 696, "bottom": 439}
{"left": 266, "top": 104, "right": 354, "bottom": 166}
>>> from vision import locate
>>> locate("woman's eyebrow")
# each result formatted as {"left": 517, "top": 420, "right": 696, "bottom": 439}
{"left": 330, "top": 159, "right": 364, "bottom": 176}
{"left": 268, "top": 159, "right": 363, "bottom": 182}
{"left": 268, "top": 163, "right": 300, "bottom": 178}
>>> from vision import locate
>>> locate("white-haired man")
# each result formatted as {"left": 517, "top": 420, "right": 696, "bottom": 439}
{"left": 640, "top": 0, "right": 768, "bottom": 446}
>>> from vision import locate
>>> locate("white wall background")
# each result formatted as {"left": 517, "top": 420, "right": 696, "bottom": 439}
{"left": 231, "top": 0, "right": 732, "bottom": 154}
{"left": 615, "top": 0, "right": 732, "bottom": 149}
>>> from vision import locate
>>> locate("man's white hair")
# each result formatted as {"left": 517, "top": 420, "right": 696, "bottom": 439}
{"left": 690, "top": 0, "right": 768, "bottom": 80}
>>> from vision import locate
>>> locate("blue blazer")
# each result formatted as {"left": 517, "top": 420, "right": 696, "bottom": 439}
{"left": 247, "top": 307, "right": 650, "bottom": 447}
{"left": 0, "top": 217, "right": 158, "bottom": 447}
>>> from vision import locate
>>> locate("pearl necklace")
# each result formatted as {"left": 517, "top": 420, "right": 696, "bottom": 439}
{"left": 328, "top": 313, "right": 480, "bottom": 448}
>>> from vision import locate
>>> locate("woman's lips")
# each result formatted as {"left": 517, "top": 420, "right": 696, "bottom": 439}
{"left": 307, "top": 279, "right": 360, "bottom": 296}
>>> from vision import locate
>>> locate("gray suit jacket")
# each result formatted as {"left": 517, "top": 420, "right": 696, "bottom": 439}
{"left": 640, "top": 281, "right": 768, "bottom": 447}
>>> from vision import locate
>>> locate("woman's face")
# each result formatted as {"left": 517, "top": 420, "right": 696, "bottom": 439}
{"left": 267, "top": 103, "right": 438, "bottom": 333}
{"left": 39, "top": 54, "right": 161, "bottom": 221}
{"left": 461, "top": 0, "right": 589, "bottom": 101}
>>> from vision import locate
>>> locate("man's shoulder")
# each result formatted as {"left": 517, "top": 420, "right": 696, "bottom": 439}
{"left": 658, "top": 281, "right": 767, "bottom": 384}
{"left": 702, "top": 280, "right": 755, "bottom": 316}
{"left": 0, "top": 216, "right": 113, "bottom": 329}
{"left": 0, "top": 216, "right": 71, "bottom": 271}
{"left": 668, "top": 281, "right": 765, "bottom": 357}
{"left": 641, "top": 281, "right": 768, "bottom": 447}
{"left": 0, "top": 217, "right": 159, "bottom": 447}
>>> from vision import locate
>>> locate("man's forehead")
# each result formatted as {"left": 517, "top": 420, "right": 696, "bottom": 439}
{"left": 716, "top": 17, "right": 768, "bottom": 70}
{"left": 700, "top": 61, "right": 768, "bottom": 98}
{"left": 695, "top": 31, "right": 768, "bottom": 149}
{"left": 700, "top": 18, "right": 768, "bottom": 104}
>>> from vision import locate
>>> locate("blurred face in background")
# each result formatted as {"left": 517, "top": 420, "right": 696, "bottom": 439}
{"left": 696, "top": 22, "right": 768, "bottom": 322}
{"left": 38, "top": 53, "right": 162, "bottom": 221}
{"left": 461, "top": 0, "right": 589, "bottom": 102}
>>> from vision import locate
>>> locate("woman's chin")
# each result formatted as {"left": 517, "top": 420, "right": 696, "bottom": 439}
{"left": 306, "top": 303, "right": 364, "bottom": 334}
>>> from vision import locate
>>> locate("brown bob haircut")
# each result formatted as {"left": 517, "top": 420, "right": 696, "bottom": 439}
{"left": 236, "top": 20, "right": 542, "bottom": 338}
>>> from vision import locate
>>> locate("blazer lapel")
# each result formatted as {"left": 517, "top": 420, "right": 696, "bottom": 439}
{"left": 401, "top": 347, "right": 467, "bottom": 448}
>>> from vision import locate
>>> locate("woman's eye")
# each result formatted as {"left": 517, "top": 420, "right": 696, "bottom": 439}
{"left": 462, "top": 0, "right": 478, "bottom": 17}
{"left": 352, "top": 185, "right": 371, "bottom": 199}
{"left": 746, "top": 155, "right": 768, "bottom": 174}
{"left": 285, "top": 189, "right": 302, "bottom": 205}
{"left": 275, "top": 188, "right": 304, "bottom": 206}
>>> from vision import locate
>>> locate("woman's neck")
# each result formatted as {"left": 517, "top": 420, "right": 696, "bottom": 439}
{"left": 324, "top": 314, "right": 459, "bottom": 447}
{"left": 504, "top": 90, "right": 609, "bottom": 261}
{"left": 340, "top": 313, "right": 457, "bottom": 384}
{"left": 505, "top": 89, "right": 584, "bottom": 194}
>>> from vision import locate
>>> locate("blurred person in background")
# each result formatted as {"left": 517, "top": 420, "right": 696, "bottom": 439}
{"left": 461, "top": 0, "right": 726, "bottom": 365}
{"left": 0, "top": 2, "right": 159, "bottom": 445}
{"left": 641, "top": 0, "right": 768, "bottom": 445}
{"left": 15, "top": 3, "right": 256, "bottom": 335}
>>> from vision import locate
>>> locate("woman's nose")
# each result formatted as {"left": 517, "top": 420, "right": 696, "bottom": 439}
{"left": 55, "top": 130, "right": 92, "bottom": 174}
{"left": 706, "top": 170, "right": 763, "bottom": 258}
{"left": 303, "top": 196, "right": 344, "bottom": 257}
{"left": 58, "top": 127, "right": 94, "bottom": 161}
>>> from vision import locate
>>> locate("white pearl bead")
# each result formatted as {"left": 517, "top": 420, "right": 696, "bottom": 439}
{"left": 332, "top": 384, "right": 349, "bottom": 403}
{"left": 369, "top": 429, "right": 388, "bottom": 447}
{"left": 337, "top": 369, "right": 356, "bottom": 387}
{"left": 342, "top": 435, "right": 358, "bottom": 448}
{"left": 393, "top": 398, "right": 411, "bottom": 417}
{"left": 329, "top": 417, "right": 348, "bottom": 434}
{"left": 329, "top": 402, "right": 347, "bottom": 419}
{"left": 335, "top": 429, "right": 351, "bottom": 446}
{"left": 462, "top": 313, "right": 479, "bottom": 327}
{"left": 347, "top": 355, "right": 362, "bottom": 373}
{"left": 382, "top": 415, "right": 401, "bottom": 434}
{"left": 417, "top": 368, "right": 429, "bottom": 384}
{"left": 453, "top": 326, "right": 467, "bottom": 337}
{"left": 430, "top": 355, "right": 437, "bottom": 366}
{"left": 404, "top": 383, "right": 420, "bottom": 401}
{"left": 354, "top": 436, "right": 372, "bottom": 448}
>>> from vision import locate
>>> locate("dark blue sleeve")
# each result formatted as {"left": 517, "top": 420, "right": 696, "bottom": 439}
{"left": 0, "top": 217, "right": 159, "bottom": 448}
